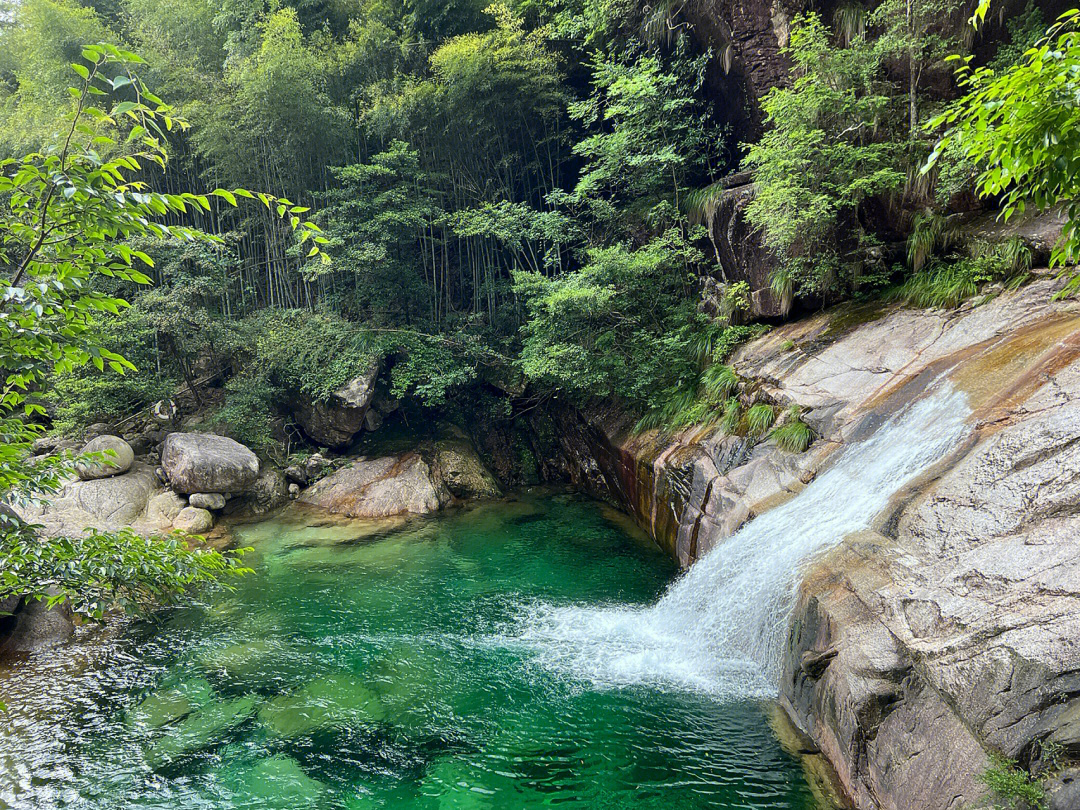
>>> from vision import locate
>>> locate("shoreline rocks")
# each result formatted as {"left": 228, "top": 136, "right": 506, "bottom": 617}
{"left": 298, "top": 438, "right": 499, "bottom": 519}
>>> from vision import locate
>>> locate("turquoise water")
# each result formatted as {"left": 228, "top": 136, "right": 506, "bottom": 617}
{"left": 0, "top": 492, "right": 822, "bottom": 809}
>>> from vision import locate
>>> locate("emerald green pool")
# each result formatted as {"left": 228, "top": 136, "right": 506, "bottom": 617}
{"left": 0, "top": 492, "right": 823, "bottom": 809}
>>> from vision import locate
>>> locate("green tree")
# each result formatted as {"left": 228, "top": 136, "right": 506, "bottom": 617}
{"left": 741, "top": 13, "right": 906, "bottom": 309}
{"left": 927, "top": 9, "right": 1080, "bottom": 290}
{"left": 515, "top": 227, "right": 705, "bottom": 409}
{"left": 0, "top": 45, "right": 322, "bottom": 619}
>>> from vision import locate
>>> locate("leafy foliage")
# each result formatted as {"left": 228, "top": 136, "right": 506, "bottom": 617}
{"left": 0, "top": 46, "right": 316, "bottom": 614}
{"left": 516, "top": 228, "right": 705, "bottom": 410}
{"left": 894, "top": 239, "right": 1032, "bottom": 309}
{"left": 927, "top": 9, "right": 1080, "bottom": 290}
{"left": 742, "top": 14, "right": 907, "bottom": 306}
{"left": 978, "top": 754, "right": 1047, "bottom": 810}
{"left": 0, "top": 518, "right": 251, "bottom": 621}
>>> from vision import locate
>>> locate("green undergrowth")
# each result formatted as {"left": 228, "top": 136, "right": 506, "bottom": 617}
{"left": 978, "top": 754, "right": 1046, "bottom": 810}
{"left": 893, "top": 235, "right": 1033, "bottom": 310}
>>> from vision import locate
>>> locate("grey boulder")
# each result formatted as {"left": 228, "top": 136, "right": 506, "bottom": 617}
{"left": 173, "top": 506, "right": 214, "bottom": 534}
{"left": 161, "top": 433, "right": 259, "bottom": 495}
{"left": 189, "top": 493, "right": 226, "bottom": 511}
{"left": 75, "top": 435, "right": 134, "bottom": 480}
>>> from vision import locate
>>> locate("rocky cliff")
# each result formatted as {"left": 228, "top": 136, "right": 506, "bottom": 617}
{"left": 549, "top": 276, "right": 1080, "bottom": 809}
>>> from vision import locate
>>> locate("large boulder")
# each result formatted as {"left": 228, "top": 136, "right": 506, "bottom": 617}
{"left": 16, "top": 466, "right": 158, "bottom": 535}
{"left": 1, "top": 593, "right": 74, "bottom": 653}
{"left": 299, "top": 452, "right": 449, "bottom": 518}
{"left": 292, "top": 362, "right": 379, "bottom": 449}
{"left": 75, "top": 435, "right": 134, "bottom": 480}
{"left": 161, "top": 433, "right": 260, "bottom": 495}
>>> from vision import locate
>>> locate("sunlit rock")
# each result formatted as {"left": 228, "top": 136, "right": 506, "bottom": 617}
{"left": 75, "top": 435, "right": 134, "bottom": 480}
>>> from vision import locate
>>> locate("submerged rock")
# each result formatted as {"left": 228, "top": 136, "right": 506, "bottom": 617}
{"left": 161, "top": 432, "right": 260, "bottom": 495}
{"left": 144, "top": 694, "right": 259, "bottom": 768}
{"left": 75, "top": 435, "right": 134, "bottom": 480}
{"left": 257, "top": 673, "right": 385, "bottom": 738}
{"left": 233, "top": 755, "right": 327, "bottom": 808}
{"left": 126, "top": 678, "right": 215, "bottom": 730}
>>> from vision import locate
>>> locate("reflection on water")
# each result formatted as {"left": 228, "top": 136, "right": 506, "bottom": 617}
{"left": 0, "top": 491, "right": 821, "bottom": 809}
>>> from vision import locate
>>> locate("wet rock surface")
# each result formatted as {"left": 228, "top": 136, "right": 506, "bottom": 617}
{"left": 299, "top": 452, "right": 449, "bottom": 518}
{"left": 298, "top": 438, "right": 499, "bottom": 519}
{"left": 548, "top": 278, "right": 1080, "bottom": 809}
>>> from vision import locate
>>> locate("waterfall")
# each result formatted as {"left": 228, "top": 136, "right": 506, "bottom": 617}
{"left": 512, "top": 385, "right": 972, "bottom": 698}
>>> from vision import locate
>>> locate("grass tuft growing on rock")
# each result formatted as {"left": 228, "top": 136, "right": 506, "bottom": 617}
{"left": 745, "top": 403, "right": 776, "bottom": 437}
{"left": 769, "top": 407, "right": 814, "bottom": 452}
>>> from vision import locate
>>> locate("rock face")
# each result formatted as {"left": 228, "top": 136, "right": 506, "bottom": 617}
{"left": 161, "top": 433, "right": 260, "bottom": 495}
{"left": 299, "top": 452, "right": 450, "bottom": 518}
{"left": 75, "top": 435, "right": 135, "bottom": 480}
{"left": 246, "top": 467, "right": 289, "bottom": 515}
{"left": 292, "top": 363, "right": 379, "bottom": 449}
{"left": 433, "top": 439, "right": 502, "bottom": 500}
{"left": 299, "top": 439, "right": 499, "bottom": 519}
{"left": 545, "top": 277, "right": 1080, "bottom": 808}
{"left": 700, "top": 178, "right": 786, "bottom": 318}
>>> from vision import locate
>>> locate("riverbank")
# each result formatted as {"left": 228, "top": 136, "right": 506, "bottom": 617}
{"left": 545, "top": 276, "right": 1080, "bottom": 809}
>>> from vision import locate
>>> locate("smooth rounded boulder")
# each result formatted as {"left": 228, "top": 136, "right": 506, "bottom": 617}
{"left": 75, "top": 435, "right": 134, "bottom": 480}
{"left": 173, "top": 506, "right": 214, "bottom": 534}
{"left": 161, "top": 433, "right": 259, "bottom": 495}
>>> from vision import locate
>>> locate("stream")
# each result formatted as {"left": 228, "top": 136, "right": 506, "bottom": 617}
{"left": 0, "top": 492, "right": 820, "bottom": 809}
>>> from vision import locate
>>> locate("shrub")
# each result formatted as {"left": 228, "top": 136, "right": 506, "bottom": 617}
{"left": 979, "top": 755, "right": 1046, "bottom": 810}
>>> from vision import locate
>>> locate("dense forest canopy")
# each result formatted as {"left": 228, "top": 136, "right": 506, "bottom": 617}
{"left": 0, "top": 0, "right": 1073, "bottom": 445}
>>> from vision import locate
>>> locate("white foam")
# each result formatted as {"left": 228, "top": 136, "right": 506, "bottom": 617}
{"left": 509, "top": 386, "right": 972, "bottom": 698}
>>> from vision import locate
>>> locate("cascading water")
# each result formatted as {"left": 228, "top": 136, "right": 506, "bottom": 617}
{"left": 512, "top": 385, "right": 972, "bottom": 699}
